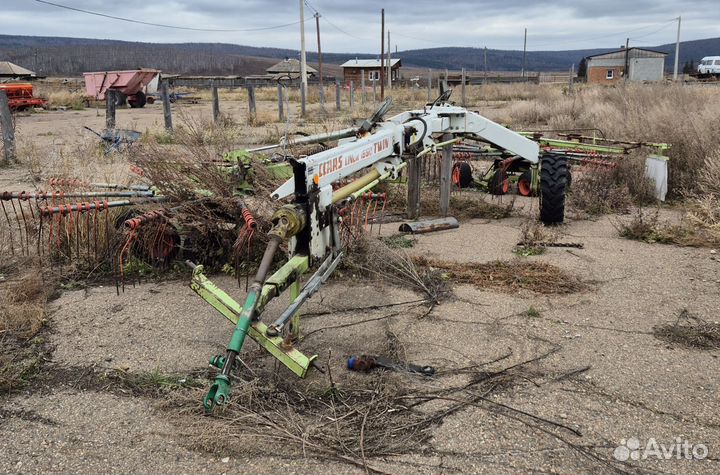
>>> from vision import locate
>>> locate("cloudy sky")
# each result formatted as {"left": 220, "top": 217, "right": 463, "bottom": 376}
{"left": 2, "top": 0, "right": 719, "bottom": 52}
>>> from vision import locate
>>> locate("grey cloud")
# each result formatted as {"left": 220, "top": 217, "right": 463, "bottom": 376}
{"left": 0, "top": 0, "right": 717, "bottom": 53}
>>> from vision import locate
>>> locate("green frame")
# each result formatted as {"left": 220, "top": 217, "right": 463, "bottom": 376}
{"left": 190, "top": 256, "right": 316, "bottom": 378}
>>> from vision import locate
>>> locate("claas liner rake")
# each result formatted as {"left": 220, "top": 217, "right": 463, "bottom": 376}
{"left": 189, "top": 90, "right": 576, "bottom": 412}
{"left": 440, "top": 130, "right": 669, "bottom": 197}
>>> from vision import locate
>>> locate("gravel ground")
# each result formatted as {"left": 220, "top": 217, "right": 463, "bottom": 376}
{"left": 2, "top": 212, "right": 720, "bottom": 475}
{"left": 2, "top": 105, "right": 720, "bottom": 474}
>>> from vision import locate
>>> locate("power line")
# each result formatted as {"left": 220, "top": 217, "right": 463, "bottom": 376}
{"left": 530, "top": 19, "right": 678, "bottom": 48}
{"left": 629, "top": 21, "right": 675, "bottom": 41}
{"left": 33, "top": 0, "right": 307, "bottom": 32}
{"left": 303, "top": 0, "right": 370, "bottom": 41}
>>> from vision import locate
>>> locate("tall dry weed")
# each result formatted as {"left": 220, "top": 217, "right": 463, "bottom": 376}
{"left": 507, "top": 83, "right": 720, "bottom": 197}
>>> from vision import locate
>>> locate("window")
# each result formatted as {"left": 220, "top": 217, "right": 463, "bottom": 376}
{"left": 366, "top": 70, "right": 379, "bottom": 81}
{"left": 606, "top": 69, "right": 614, "bottom": 80}
{"left": 714, "top": 60, "right": 720, "bottom": 65}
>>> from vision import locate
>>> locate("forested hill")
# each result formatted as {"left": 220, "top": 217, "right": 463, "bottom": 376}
{"left": 1, "top": 34, "right": 718, "bottom": 76}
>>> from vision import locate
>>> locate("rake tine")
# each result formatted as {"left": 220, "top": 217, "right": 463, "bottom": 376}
{"left": 65, "top": 207, "right": 73, "bottom": 260}
{"left": 36, "top": 212, "right": 42, "bottom": 259}
{"left": 56, "top": 212, "right": 62, "bottom": 251}
{"left": 75, "top": 207, "right": 80, "bottom": 259}
{"left": 104, "top": 203, "right": 110, "bottom": 262}
{"left": 18, "top": 200, "right": 30, "bottom": 256}
{"left": 378, "top": 194, "right": 387, "bottom": 236}
{"left": 2, "top": 200, "right": 15, "bottom": 256}
{"left": 364, "top": 199, "right": 372, "bottom": 231}
{"left": 9, "top": 199, "right": 25, "bottom": 256}
{"left": 93, "top": 203, "right": 99, "bottom": 262}
{"left": 85, "top": 207, "right": 91, "bottom": 262}
{"left": 369, "top": 198, "right": 379, "bottom": 234}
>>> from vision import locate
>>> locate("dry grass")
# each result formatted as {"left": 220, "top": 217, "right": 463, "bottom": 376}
{"left": 505, "top": 83, "right": 720, "bottom": 198}
{"left": 46, "top": 90, "right": 87, "bottom": 110}
{"left": 568, "top": 155, "right": 657, "bottom": 217}
{"left": 161, "top": 346, "right": 571, "bottom": 473}
{"left": 383, "top": 184, "right": 514, "bottom": 221}
{"left": 0, "top": 265, "right": 54, "bottom": 394}
{"left": 415, "top": 257, "right": 587, "bottom": 294}
{"left": 654, "top": 309, "right": 720, "bottom": 350}
{"left": 0, "top": 270, "right": 48, "bottom": 339}
{"left": 344, "top": 235, "right": 449, "bottom": 302}
{"left": 616, "top": 208, "right": 720, "bottom": 247}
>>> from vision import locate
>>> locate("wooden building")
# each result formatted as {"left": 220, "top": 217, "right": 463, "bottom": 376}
{"left": 266, "top": 58, "right": 317, "bottom": 80}
{"left": 0, "top": 61, "right": 37, "bottom": 80}
{"left": 340, "top": 59, "right": 402, "bottom": 84}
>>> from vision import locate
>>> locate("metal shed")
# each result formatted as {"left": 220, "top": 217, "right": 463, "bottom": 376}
{"left": 586, "top": 48, "right": 667, "bottom": 84}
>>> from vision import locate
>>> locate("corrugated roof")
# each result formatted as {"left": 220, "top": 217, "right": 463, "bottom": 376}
{"left": 341, "top": 59, "right": 402, "bottom": 68}
{"left": 0, "top": 61, "right": 35, "bottom": 76}
{"left": 266, "top": 58, "right": 317, "bottom": 74}
{"left": 586, "top": 47, "right": 667, "bottom": 59}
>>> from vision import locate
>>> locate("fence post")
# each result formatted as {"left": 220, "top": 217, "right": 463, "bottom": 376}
{"left": 569, "top": 64, "right": 575, "bottom": 94}
{"left": 247, "top": 85, "right": 256, "bottom": 118}
{"left": 300, "top": 82, "right": 306, "bottom": 117}
{"left": 211, "top": 83, "right": 220, "bottom": 123}
{"left": 439, "top": 133, "right": 453, "bottom": 217}
{"left": 0, "top": 91, "right": 16, "bottom": 163}
{"left": 427, "top": 69, "right": 432, "bottom": 102}
{"left": 160, "top": 81, "right": 173, "bottom": 131}
{"left": 361, "top": 73, "right": 365, "bottom": 104}
{"left": 349, "top": 81, "right": 354, "bottom": 109}
{"left": 406, "top": 156, "right": 421, "bottom": 219}
{"left": 372, "top": 79, "right": 377, "bottom": 103}
{"left": 319, "top": 83, "right": 325, "bottom": 106}
{"left": 105, "top": 89, "right": 116, "bottom": 130}
{"left": 277, "top": 83, "right": 284, "bottom": 121}
{"left": 461, "top": 68, "right": 466, "bottom": 106}
{"left": 335, "top": 80, "right": 341, "bottom": 111}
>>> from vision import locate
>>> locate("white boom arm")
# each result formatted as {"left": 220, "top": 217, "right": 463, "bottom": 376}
{"left": 270, "top": 98, "right": 541, "bottom": 259}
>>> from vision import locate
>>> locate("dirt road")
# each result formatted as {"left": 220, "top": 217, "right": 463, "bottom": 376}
{"left": 1, "top": 102, "right": 719, "bottom": 475}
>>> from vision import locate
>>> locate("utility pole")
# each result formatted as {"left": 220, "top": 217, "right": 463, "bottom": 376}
{"left": 521, "top": 28, "right": 527, "bottom": 79}
{"left": 380, "top": 8, "right": 385, "bottom": 100}
{"left": 299, "top": 0, "right": 308, "bottom": 91}
{"left": 624, "top": 37, "right": 630, "bottom": 82}
{"left": 315, "top": 12, "right": 324, "bottom": 103}
{"left": 483, "top": 46, "right": 488, "bottom": 84}
{"left": 387, "top": 30, "right": 392, "bottom": 90}
{"left": 673, "top": 16, "right": 682, "bottom": 81}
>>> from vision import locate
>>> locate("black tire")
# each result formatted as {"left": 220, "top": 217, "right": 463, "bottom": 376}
{"left": 128, "top": 91, "right": 147, "bottom": 108}
{"left": 539, "top": 155, "right": 567, "bottom": 225}
{"left": 566, "top": 168, "right": 572, "bottom": 190}
{"left": 489, "top": 170, "right": 509, "bottom": 195}
{"left": 114, "top": 92, "right": 127, "bottom": 107}
{"left": 452, "top": 162, "right": 473, "bottom": 188}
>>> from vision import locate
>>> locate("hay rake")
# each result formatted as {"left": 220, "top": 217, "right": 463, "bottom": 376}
{"left": 0, "top": 188, "right": 157, "bottom": 263}
{"left": 187, "top": 91, "right": 582, "bottom": 412}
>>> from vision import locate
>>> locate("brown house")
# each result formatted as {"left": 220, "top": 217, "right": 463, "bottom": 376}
{"left": 340, "top": 59, "right": 401, "bottom": 85}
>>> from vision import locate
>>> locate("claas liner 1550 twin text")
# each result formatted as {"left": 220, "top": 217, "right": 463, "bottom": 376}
{"left": 189, "top": 91, "right": 568, "bottom": 412}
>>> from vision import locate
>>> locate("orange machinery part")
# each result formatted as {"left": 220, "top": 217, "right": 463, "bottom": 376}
{"left": 0, "top": 83, "right": 47, "bottom": 110}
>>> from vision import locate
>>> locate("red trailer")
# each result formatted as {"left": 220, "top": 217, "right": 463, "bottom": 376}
{"left": 83, "top": 69, "right": 160, "bottom": 108}
{"left": 0, "top": 83, "right": 47, "bottom": 111}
